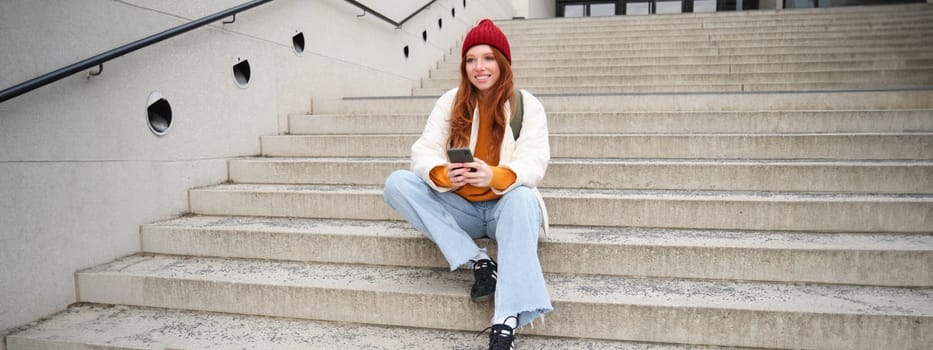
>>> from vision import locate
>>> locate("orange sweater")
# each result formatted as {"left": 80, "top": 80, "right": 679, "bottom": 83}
{"left": 429, "top": 111, "right": 517, "bottom": 202}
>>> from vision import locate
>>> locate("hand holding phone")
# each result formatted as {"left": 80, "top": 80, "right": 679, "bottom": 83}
{"left": 447, "top": 147, "right": 476, "bottom": 172}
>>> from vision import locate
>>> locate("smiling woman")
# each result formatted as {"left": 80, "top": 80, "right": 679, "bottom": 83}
{"left": 464, "top": 46, "right": 500, "bottom": 92}
{"left": 383, "top": 18, "right": 552, "bottom": 350}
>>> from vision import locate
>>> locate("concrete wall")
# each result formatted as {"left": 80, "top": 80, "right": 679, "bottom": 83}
{"left": 529, "top": 0, "right": 558, "bottom": 18}
{"left": 0, "top": 0, "right": 514, "bottom": 334}
{"left": 511, "top": 0, "right": 557, "bottom": 18}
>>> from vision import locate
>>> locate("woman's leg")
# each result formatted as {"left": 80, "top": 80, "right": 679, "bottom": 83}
{"left": 383, "top": 170, "right": 487, "bottom": 270}
{"left": 487, "top": 186, "right": 552, "bottom": 328}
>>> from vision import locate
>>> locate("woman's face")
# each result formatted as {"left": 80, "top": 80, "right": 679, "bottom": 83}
{"left": 465, "top": 45, "right": 499, "bottom": 94}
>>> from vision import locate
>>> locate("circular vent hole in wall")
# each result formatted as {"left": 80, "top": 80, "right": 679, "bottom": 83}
{"left": 292, "top": 32, "right": 305, "bottom": 55}
{"left": 233, "top": 58, "right": 251, "bottom": 88}
{"left": 147, "top": 91, "right": 172, "bottom": 136}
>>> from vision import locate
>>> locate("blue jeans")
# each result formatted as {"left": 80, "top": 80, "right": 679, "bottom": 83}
{"left": 383, "top": 170, "right": 552, "bottom": 328}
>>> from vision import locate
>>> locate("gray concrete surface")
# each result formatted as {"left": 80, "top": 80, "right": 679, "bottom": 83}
{"left": 72, "top": 254, "right": 933, "bottom": 349}
{"left": 7, "top": 304, "right": 738, "bottom": 350}
{"left": 188, "top": 183, "right": 933, "bottom": 232}
{"left": 0, "top": 0, "right": 514, "bottom": 335}
{"left": 260, "top": 133, "right": 933, "bottom": 160}
{"left": 139, "top": 215, "right": 933, "bottom": 286}
{"left": 229, "top": 157, "right": 933, "bottom": 193}
{"left": 6, "top": 3, "right": 933, "bottom": 349}
{"left": 292, "top": 110, "right": 933, "bottom": 134}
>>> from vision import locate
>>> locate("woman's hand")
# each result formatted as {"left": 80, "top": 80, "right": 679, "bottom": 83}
{"left": 447, "top": 158, "right": 493, "bottom": 188}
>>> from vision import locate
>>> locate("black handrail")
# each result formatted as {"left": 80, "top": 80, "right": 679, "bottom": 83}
{"left": 0, "top": 0, "right": 273, "bottom": 104}
{"left": 345, "top": 0, "right": 438, "bottom": 28}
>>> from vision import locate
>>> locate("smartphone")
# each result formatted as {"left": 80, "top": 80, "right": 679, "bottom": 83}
{"left": 447, "top": 147, "right": 476, "bottom": 172}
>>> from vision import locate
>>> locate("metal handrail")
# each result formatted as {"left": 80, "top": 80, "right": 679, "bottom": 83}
{"left": 0, "top": 0, "right": 273, "bottom": 104}
{"left": 345, "top": 0, "right": 438, "bottom": 28}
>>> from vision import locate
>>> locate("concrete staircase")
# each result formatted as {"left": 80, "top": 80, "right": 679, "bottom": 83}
{"left": 7, "top": 4, "right": 933, "bottom": 350}
{"left": 420, "top": 4, "right": 933, "bottom": 95}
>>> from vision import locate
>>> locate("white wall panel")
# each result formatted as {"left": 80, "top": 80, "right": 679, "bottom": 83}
{"left": 0, "top": 0, "right": 515, "bottom": 333}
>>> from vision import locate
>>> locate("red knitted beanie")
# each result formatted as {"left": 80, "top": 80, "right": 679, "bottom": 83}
{"left": 462, "top": 19, "right": 511, "bottom": 63}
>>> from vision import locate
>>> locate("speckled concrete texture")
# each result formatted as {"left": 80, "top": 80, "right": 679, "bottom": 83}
{"left": 7, "top": 304, "right": 741, "bottom": 350}
{"left": 426, "top": 6, "right": 933, "bottom": 94}
{"left": 9, "top": 4, "right": 933, "bottom": 350}
{"left": 541, "top": 187, "right": 933, "bottom": 232}
{"left": 291, "top": 110, "right": 933, "bottom": 135}
{"left": 260, "top": 133, "right": 933, "bottom": 160}
{"left": 229, "top": 157, "right": 933, "bottom": 193}
{"left": 312, "top": 90, "right": 933, "bottom": 115}
{"left": 141, "top": 216, "right": 933, "bottom": 286}
{"left": 72, "top": 254, "right": 933, "bottom": 348}
{"left": 189, "top": 184, "right": 933, "bottom": 232}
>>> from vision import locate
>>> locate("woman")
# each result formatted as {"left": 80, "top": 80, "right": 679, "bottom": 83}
{"left": 383, "top": 19, "right": 551, "bottom": 350}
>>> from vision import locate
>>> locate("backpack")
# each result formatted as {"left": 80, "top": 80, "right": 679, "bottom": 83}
{"left": 509, "top": 88, "right": 524, "bottom": 140}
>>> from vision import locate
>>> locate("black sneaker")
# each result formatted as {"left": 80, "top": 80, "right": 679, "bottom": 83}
{"left": 485, "top": 315, "right": 518, "bottom": 350}
{"left": 470, "top": 258, "right": 497, "bottom": 302}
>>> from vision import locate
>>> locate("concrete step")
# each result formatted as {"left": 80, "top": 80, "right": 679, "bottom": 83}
{"left": 504, "top": 3, "right": 933, "bottom": 25}
{"left": 260, "top": 133, "right": 933, "bottom": 160}
{"left": 543, "top": 188, "right": 933, "bottom": 232}
{"left": 504, "top": 45, "right": 933, "bottom": 61}
{"left": 505, "top": 29, "right": 933, "bottom": 49}
{"left": 508, "top": 35, "right": 933, "bottom": 53}
{"left": 447, "top": 26, "right": 933, "bottom": 53}
{"left": 141, "top": 215, "right": 933, "bottom": 286}
{"left": 506, "top": 24, "right": 933, "bottom": 43}
{"left": 740, "top": 81, "right": 933, "bottom": 92}
{"left": 7, "top": 304, "right": 699, "bottom": 350}
{"left": 292, "top": 110, "right": 933, "bottom": 135}
{"left": 73, "top": 254, "right": 933, "bottom": 349}
{"left": 229, "top": 157, "right": 933, "bottom": 193}
{"left": 501, "top": 18, "right": 933, "bottom": 37}
{"left": 496, "top": 6, "right": 933, "bottom": 31}
{"left": 430, "top": 59, "right": 933, "bottom": 78}
{"left": 432, "top": 58, "right": 933, "bottom": 80}
{"left": 188, "top": 184, "right": 933, "bottom": 232}
{"left": 512, "top": 44, "right": 930, "bottom": 65}
{"left": 497, "top": 4, "right": 933, "bottom": 24}
{"left": 420, "top": 68, "right": 933, "bottom": 89}
{"left": 502, "top": 5, "right": 933, "bottom": 20}
{"left": 504, "top": 23, "right": 933, "bottom": 43}
{"left": 467, "top": 50, "right": 933, "bottom": 68}
{"left": 413, "top": 82, "right": 933, "bottom": 95}
{"left": 313, "top": 90, "right": 933, "bottom": 114}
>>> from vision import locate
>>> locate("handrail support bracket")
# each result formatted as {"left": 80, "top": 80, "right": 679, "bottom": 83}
{"left": 87, "top": 64, "right": 103, "bottom": 80}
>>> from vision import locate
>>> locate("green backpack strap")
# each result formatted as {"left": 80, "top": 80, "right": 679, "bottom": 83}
{"left": 510, "top": 88, "right": 524, "bottom": 140}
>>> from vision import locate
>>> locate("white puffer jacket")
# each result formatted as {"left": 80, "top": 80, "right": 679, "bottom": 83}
{"left": 410, "top": 88, "right": 551, "bottom": 232}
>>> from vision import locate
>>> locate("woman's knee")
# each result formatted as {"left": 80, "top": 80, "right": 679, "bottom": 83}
{"left": 502, "top": 186, "right": 536, "bottom": 205}
{"left": 384, "top": 170, "right": 421, "bottom": 200}
{"left": 496, "top": 186, "right": 541, "bottom": 220}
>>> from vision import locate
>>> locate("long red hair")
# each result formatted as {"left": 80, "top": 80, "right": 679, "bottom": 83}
{"left": 447, "top": 47, "right": 514, "bottom": 157}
